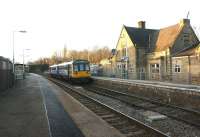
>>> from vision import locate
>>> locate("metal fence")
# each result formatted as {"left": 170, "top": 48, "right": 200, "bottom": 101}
{"left": 0, "top": 56, "right": 14, "bottom": 92}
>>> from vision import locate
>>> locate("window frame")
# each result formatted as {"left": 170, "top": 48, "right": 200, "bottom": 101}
{"left": 174, "top": 64, "right": 181, "bottom": 73}
{"left": 151, "top": 63, "right": 160, "bottom": 73}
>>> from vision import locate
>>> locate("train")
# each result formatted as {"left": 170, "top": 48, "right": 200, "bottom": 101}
{"left": 49, "top": 59, "right": 92, "bottom": 83}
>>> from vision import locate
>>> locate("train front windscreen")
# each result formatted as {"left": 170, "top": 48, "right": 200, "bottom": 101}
{"left": 73, "top": 63, "right": 90, "bottom": 71}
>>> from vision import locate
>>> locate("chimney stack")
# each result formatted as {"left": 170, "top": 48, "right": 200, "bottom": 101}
{"left": 179, "top": 19, "right": 190, "bottom": 26}
{"left": 138, "top": 21, "right": 146, "bottom": 29}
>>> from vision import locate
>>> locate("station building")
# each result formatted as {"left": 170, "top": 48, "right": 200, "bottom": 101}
{"left": 102, "top": 19, "right": 200, "bottom": 84}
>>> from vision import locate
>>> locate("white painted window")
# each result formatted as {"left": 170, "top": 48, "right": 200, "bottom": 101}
{"left": 129, "top": 64, "right": 134, "bottom": 72}
{"left": 174, "top": 64, "right": 181, "bottom": 73}
{"left": 151, "top": 64, "right": 159, "bottom": 73}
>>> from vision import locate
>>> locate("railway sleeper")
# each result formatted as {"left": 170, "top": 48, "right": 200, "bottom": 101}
{"left": 87, "top": 106, "right": 104, "bottom": 110}
{"left": 90, "top": 108, "right": 108, "bottom": 113}
{"left": 78, "top": 99, "right": 92, "bottom": 103}
{"left": 100, "top": 114, "right": 117, "bottom": 119}
{"left": 95, "top": 112, "right": 112, "bottom": 116}
{"left": 124, "top": 129, "right": 146, "bottom": 137}
{"left": 120, "top": 126, "right": 138, "bottom": 133}
{"left": 102, "top": 117, "right": 122, "bottom": 122}
{"left": 80, "top": 103, "right": 95, "bottom": 106}
{"left": 108, "top": 120, "right": 129, "bottom": 126}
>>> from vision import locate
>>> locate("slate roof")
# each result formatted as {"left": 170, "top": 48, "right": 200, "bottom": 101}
{"left": 173, "top": 44, "right": 199, "bottom": 57}
{"left": 124, "top": 26, "right": 158, "bottom": 48}
{"left": 124, "top": 22, "right": 189, "bottom": 53}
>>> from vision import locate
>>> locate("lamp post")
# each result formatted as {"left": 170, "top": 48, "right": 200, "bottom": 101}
{"left": 23, "top": 48, "right": 30, "bottom": 78}
{"left": 12, "top": 30, "right": 27, "bottom": 79}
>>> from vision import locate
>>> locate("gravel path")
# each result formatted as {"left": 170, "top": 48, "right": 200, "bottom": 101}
{"left": 81, "top": 88, "right": 200, "bottom": 137}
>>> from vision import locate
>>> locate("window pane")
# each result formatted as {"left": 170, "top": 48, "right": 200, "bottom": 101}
{"left": 151, "top": 64, "right": 159, "bottom": 73}
{"left": 174, "top": 64, "right": 181, "bottom": 72}
{"left": 79, "top": 64, "right": 84, "bottom": 71}
{"left": 85, "top": 64, "right": 90, "bottom": 71}
{"left": 74, "top": 64, "right": 78, "bottom": 71}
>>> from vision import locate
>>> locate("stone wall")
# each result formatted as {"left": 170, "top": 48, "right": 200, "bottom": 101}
{"left": 189, "top": 56, "right": 200, "bottom": 84}
{"left": 171, "top": 56, "right": 200, "bottom": 85}
{"left": 101, "top": 64, "right": 114, "bottom": 77}
{"left": 93, "top": 78, "right": 200, "bottom": 111}
{"left": 172, "top": 56, "right": 189, "bottom": 84}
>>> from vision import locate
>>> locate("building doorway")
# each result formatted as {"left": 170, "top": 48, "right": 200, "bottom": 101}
{"left": 150, "top": 63, "right": 160, "bottom": 80}
{"left": 121, "top": 63, "right": 128, "bottom": 79}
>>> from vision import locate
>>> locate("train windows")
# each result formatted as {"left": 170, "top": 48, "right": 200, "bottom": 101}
{"left": 51, "top": 67, "right": 56, "bottom": 71}
{"left": 73, "top": 62, "right": 90, "bottom": 71}
{"left": 74, "top": 64, "right": 78, "bottom": 71}
{"left": 85, "top": 64, "right": 90, "bottom": 71}
{"left": 79, "top": 64, "right": 84, "bottom": 71}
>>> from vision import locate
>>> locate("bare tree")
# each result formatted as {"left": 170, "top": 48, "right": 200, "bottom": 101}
{"left": 31, "top": 46, "right": 112, "bottom": 65}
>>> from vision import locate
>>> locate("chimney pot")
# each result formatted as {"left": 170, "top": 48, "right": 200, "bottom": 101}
{"left": 138, "top": 21, "right": 146, "bottom": 29}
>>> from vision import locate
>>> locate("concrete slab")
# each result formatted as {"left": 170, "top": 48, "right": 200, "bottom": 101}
{"left": 0, "top": 74, "right": 50, "bottom": 137}
{"left": 0, "top": 73, "right": 86, "bottom": 137}
{"left": 38, "top": 74, "right": 85, "bottom": 137}
{"left": 47, "top": 78, "right": 126, "bottom": 137}
{"left": 0, "top": 73, "right": 126, "bottom": 137}
{"left": 141, "top": 111, "right": 167, "bottom": 123}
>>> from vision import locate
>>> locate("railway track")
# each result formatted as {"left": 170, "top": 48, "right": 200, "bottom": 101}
{"left": 84, "top": 85, "right": 200, "bottom": 128}
{"left": 48, "top": 78, "right": 169, "bottom": 137}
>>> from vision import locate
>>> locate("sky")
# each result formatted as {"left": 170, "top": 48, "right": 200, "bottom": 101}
{"left": 0, "top": 0, "right": 199, "bottom": 63}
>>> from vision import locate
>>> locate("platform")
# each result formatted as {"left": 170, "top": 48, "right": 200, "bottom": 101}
{"left": 92, "top": 76, "right": 200, "bottom": 112}
{"left": 0, "top": 73, "right": 125, "bottom": 137}
{"left": 93, "top": 76, "right": 200, "bottom": 91}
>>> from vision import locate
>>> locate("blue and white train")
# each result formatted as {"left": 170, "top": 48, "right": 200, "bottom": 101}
{"left": 49, "top": 59, "right": 91, "bottom": 83}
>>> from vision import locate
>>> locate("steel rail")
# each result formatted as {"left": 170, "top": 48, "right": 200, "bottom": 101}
{"left": 48, "top": 78, "right": 169, "bottom": 137}
{"left": 85, "top": 85, "right": 200, "bottom": 128}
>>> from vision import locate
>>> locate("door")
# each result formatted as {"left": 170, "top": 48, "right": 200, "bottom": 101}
{"left": 121, "top": 63, "right": 128, "bottom": 79}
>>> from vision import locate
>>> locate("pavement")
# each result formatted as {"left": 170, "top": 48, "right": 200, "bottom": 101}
{"left": 0, "top": 74, "right": 50, "bottom": 137}
{"left": 0, "top": 73, "right": 125, "bottom": 137}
